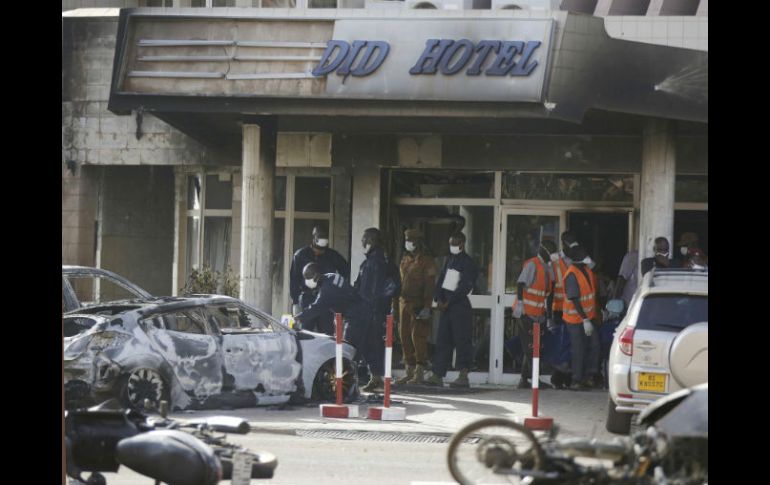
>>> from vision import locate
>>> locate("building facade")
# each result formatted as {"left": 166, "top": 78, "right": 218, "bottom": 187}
{"left": 62, "top": 0, "right": 707, "bottom": 384}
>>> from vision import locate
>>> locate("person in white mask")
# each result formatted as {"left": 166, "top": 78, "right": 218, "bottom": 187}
{"left": 289, "top": 226, "right": 349, "bottom": 335}
{"left": 424, "top": 232, "right": 479, "bottom": 389}
{"left": 640, "top": 237, "right": 681, "bottom": 276}
{"left": 395, "top": 228, "right": 437, "bottom": 386}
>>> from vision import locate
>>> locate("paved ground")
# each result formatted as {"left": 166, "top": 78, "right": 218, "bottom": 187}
{"left": 171, "top": 385, "right": 615, "bottom": 441}
{"left": 75, "top": 385, "right": 618, "bottom": 484}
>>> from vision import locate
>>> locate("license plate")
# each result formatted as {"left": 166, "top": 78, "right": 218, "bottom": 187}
{"left": 231, "top": 451, "right": 253, "bottom": 485}
{"left": 637, "top": 372, "right": 666, "bottom": 392}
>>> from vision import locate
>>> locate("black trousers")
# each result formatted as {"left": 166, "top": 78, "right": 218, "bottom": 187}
{"left": 344, "top": 307, "right": 385, "bottom": 376}
{"left": 432, "top": 301, "right": 473, "bottom": 378}
{"left": 299, "top": 291, "right": 335, "bottom": 336}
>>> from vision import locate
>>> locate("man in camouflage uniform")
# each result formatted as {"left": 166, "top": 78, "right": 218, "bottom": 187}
{"left": 395, "top": 229, "right": 437, "bottom": 386}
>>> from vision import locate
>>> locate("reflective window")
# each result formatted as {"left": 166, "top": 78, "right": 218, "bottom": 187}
{"left": 295, "top": 177, "right": 331, "bottom": 213}
{"left": 274, "top": 176, "right": 287, "bottom": 211}
{"left": 205, "top": 175, "right": 233, "bottom": 210}
{"left": 504, "top": 214, "right": 560, "bottom": 294}
{"left": 675, "top": 175, "right": 708, "bottom": 203}
{"left": 636, "top": 295, "right": 708, "bottom": 332}
{"left": 309, "top": 0, "right": 337, "bottom": 6}
{"left": 272, "top": 217, "right": 286, "bottom": 314}
{"left": 393, "top": 171, "right": 495, "bottom": 199}
{"left": 155, "top": 309, "right": 210, "bottom": 335}
{"left": 503, "top": 173, "right": 634, "bottom": 202}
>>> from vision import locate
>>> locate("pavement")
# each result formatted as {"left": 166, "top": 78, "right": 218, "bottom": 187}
{"left": 169, "top": 382, "right": 617, "bottom": 442}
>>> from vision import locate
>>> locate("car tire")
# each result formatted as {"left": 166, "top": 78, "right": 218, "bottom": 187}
{"left": 606, "top": 397, "right": 632, "bottom": 435}
{"left": 119, "top": 368, "right": 170, "bottom": 411}
{"left": 311, "top": 358, "right": 358, "bottom": 402}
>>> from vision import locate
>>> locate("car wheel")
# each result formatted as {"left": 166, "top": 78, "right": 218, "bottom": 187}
{"left": 311, "top": 358, "right": 357, "bottom": 402}
{"left": 120, "top": 368, "right": 169, "bottom": 411}
{"left": 606, "top": 397, "right": 632, "bottom": 435}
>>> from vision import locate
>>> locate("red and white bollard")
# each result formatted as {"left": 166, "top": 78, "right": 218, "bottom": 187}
{"left": 522, "top": 320, "right": 554, "bottom": 431}
{"left": 319, "top": 313, "right": 360, "bottom": 418}
{"left": 367, "top": 314, "right": 406, "bottom": 421}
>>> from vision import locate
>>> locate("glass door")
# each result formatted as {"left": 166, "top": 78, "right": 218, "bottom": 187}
{"left": 490, "top": 209, "right": 564, "bottom": 384}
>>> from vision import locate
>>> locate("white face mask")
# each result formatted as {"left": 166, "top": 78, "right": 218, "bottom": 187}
{"left": 583, "top": 256, "right": 595, "bottom": 268}
{"left": 449, "top": 245, "right": 462, "bottom": 255}
{"left": 305, "top": 278, "right": 318, "bottom": 289}
{"left": 550, "top": 253, "right": 560, "bottom": 263}
{"left": 315, "top": 238, "right": 329, "bottom": 248}
{"left": 405, "top": 241, "right": 416, "bottom": 252}
{"left": 363, "top": 244, "right": 372, "bottom": 254}
{"left": 680, "top": 246, "right": 688, "bottom": 256}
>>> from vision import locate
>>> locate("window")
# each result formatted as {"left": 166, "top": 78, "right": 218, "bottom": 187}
{"left": 147, "top": 309, "right": 211, "bottom": 335}
{"left": 185, "top": 172, "right": 234, "bottom": 284}
{"left": 502, "top": 172, "right": 634, "bottom": 202}
{"left": 636, "top": 294, "right": 708, "bottom": 332}
{"left": 393, "top": 171, "right": 495, "bottom": 199}
{"left": 209, "top": 304, "right": 280, "bottom": 332}
{"left": 273, "top": 173, "right": 333, "bottom": 314}
{"left": 675, "top": 175, "right": 708, "bottom": 203}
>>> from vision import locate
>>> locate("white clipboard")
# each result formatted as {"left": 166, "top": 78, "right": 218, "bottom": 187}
{"left": 441, "top": 269, "right": 461, "bottom": 292}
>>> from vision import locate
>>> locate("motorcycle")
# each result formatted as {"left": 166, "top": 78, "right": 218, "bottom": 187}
{"left": 65, "top": 399, "right": 278, "bottom": 485}
{"left": 446, "top": 383, "right": 708, "bottom": 484}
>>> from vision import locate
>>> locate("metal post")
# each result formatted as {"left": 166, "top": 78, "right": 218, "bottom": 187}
{"left": 384, "top": 314, "right": 393, "bottom": 408}
{"left": 335, "top": 313, "right": 343, "bottom": 406}
{"left": 532, "top": 321, "right": 541, "bottom": 417}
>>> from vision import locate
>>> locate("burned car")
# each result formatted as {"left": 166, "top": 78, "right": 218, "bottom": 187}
{"left": 64, "top": 285, "right": 359, "bottom": 410}
{"left": 63, "top": 265, "right": 152, "bottom": 313}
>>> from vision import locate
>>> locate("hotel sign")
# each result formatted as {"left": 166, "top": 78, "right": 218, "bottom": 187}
{"left": 314, "top": 19, "right": 555, "bottom": 103}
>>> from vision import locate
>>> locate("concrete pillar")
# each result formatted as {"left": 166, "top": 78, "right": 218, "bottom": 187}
{"left": 350, "top": 166, "right": 381, "bottom": 283}
{"left": 637, "top": 119, "right": 676, "bottom": 276}
{"left": 240, "top": 123, "right": 275, "bottom": 312}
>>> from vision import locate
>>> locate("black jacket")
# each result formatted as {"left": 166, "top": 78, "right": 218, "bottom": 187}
{"left": 434, "top": 251, "right": 478, "bottom": 307}
{"left": 354, "top": 246, "right": 399, "bottom": 319}
{"left": 289, "top": 246, "right": 349, "bottom": 304}
{"left": 295, "top": 273, "right": 366, "bottom": 324}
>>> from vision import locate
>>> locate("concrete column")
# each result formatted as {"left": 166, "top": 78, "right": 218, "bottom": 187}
{"left": 240, "top": 124, "right": 275, "bottom": 312}
{"left": 637, "top": 119, "right": 676, "bottom": 276}
{"left": 350, "top": 166, "right": 381, "bottom": 283}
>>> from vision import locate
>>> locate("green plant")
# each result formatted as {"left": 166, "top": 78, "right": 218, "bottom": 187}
{"left": 181, "top": 265, "right": 240, "bottom": 297}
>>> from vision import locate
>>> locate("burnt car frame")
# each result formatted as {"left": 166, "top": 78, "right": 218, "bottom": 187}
{"left": 63, "top": 270, "right": 359, "bottom": 410}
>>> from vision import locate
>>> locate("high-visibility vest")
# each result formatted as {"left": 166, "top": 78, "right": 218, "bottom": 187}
{"left": 562, "top": 265, "right": 597, "bottom": 324}
{"left": 521, "top": 257, "right": 550, "bottom": 317}
{"left": 551, "top": 257, "right": 568, "bottom": 312}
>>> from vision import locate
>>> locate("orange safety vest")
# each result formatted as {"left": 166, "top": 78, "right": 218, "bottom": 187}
{"left": 521, "top": 257, "right": 551, "bottom": 318}
{"left": 551, "top": 257, "right": 569, "bottom": 312}
{"left": 562, "top": 264, "right": 597, "bottom": 324}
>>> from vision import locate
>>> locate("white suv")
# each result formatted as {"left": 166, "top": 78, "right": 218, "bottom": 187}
{"left": 606, "top": 268, "right": 708, "bottom": 434}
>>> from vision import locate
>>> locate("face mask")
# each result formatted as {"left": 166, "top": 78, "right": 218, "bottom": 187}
{"left": 405, "top": 241, "right": 416, "bottom": 252}
{"left": 305, "top": 278, "right": 317, "bottom": 289}
{"left": 363, "top": 243, "right": 372, "bottom": 254}
{"left": 450, "top": 245, "right": 461, "bottom": 255}
{"left": 655, "top": 251, "right": 669, "bottom": 258}
{"left": 315, "top": 238, "right": 329, "bottom": 248}
{"left": 680, "top": 246, "right": 688, "bottom": 256}
{"left": 584, "top": 256, "right": 596, "bottom": 269}
{"left": 550, "top": 253, "right": 560, "bottom": 263}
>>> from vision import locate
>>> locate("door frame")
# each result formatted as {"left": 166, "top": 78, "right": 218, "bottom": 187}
{"left": 490, "top": 207, "right": 566, "bottom": 385}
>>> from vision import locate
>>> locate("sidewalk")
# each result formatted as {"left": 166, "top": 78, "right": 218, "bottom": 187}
{"left": 171, "top": 385, "right": 616, "bottom": 442}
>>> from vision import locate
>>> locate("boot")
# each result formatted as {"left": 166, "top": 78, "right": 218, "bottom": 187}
{"left": 406, "top": 364, "right": 426, "bottom": 385}
{"left": 423, "top": 373, "right": 444, "bottom": 387}
{"left": 395, "top": 366, "right": 415, "bottom": 386}
{"left": 450, "top": 369, "right": 470, "bottom": 388}
{"left": 361, "top": 375, "right": 384, "bottom": 393}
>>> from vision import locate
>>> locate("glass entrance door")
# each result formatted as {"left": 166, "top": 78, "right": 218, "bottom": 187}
{"left": 490, "top": 209, "right": 564, "bottom": 384}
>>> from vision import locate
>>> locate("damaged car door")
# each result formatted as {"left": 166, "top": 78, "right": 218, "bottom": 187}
{"left": 141, "top": 308, "right": 225, "bottom": 404}
{"left": 207, "top": 303, "right": 302, "bottom": 400}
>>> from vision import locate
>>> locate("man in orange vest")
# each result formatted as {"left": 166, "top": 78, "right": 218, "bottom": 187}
{"left": 512, "top": 239, "right": 557, "bottom": 389}
{"left": 562, "top": 245, "right": 601, "bottom": 390}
